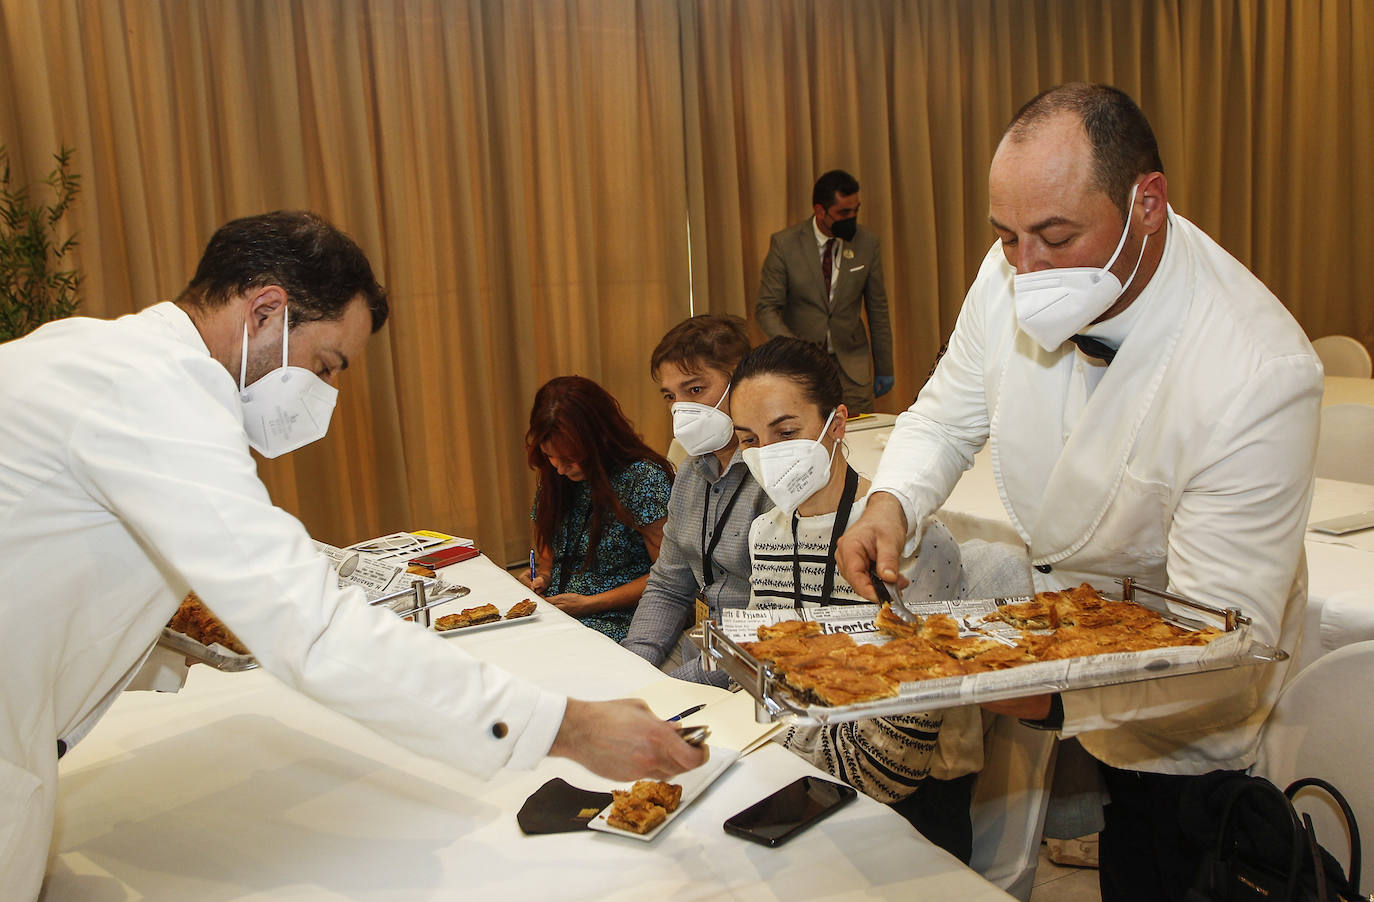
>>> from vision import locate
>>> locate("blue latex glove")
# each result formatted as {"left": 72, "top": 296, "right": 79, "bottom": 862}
{"left": 874, "top": 374, "right": 895, "bottom": 398}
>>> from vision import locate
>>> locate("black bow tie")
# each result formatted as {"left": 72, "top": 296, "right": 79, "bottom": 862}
{"left": 1070, "top": 334, "right": 1117, "bottom": 364}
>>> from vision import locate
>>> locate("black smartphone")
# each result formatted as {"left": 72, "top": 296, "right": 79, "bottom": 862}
{"left": 722, "top": 776, "right": 857, "bottom": 847}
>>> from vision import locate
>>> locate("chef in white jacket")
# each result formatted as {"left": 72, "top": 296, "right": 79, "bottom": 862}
{"left": 837, "top": 84, "right": 1322, "bottom": 902}
{"left": 0, "top": 211, "right": 704, "bottom": 900}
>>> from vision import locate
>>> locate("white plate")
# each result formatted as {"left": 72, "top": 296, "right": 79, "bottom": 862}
{"left": 434, "top": 612, "right": 541, "bottom": 636}
{"left": 587, "top": 748, "right": 740, "bottom": 842}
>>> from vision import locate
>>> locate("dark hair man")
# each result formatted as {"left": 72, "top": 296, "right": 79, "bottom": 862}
{"left": 0, "top": 211, "right": 704, "bottom": 898}
{"left": 756, "top": 169, "right": 895, "bottom": 413}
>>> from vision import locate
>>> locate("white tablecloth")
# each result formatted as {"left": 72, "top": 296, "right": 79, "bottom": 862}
{"left": 1322, "top": 375, "right": 1374, "bottom": 408}
{"left": 46, "top": 553, "right": 1009, "bottom": 902}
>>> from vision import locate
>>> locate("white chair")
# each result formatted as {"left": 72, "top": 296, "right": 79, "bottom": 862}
{"left": 1312, "top": 335, "right": 1373, "bottom": 378}
{"left": 1315, "top": 403, "right": 1374, "bottom": 484}
{"left": 1255, "top": 639, "right": 1374, "bottom": 897}
{"left": 666, "top": 437, "right": 688, "bottom": 468}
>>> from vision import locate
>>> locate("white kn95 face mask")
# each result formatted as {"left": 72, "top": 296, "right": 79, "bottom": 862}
{"left": 671, "top": 383, "right": 735, "bottom": 456}
{"left": 238, "top": 306, "right": 338, "bottom": 458}
{"left": 1012, "top": 182, "right": 1148, "bottom": 353}
{"left": 742, "top": 408, "right": 839, "bottom": 516}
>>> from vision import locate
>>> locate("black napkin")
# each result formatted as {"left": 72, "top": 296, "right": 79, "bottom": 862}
{"left": 517, "top": 778, "right": 613, "bottom": 835}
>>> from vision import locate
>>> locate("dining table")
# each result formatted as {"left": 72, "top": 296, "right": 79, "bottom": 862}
{"left": 1321, "top": 375, "right": 1374, "bottom": 408}
{"left": 45, "top": 551, "right": 1013, "bottom": 902}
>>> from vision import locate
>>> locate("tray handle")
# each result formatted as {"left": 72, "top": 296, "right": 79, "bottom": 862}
{"left": 1117, "top": 577, "right": 1250, "bottom": 631}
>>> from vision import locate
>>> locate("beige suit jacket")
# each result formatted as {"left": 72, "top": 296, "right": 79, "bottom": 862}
{"left": 755, "top": 218, "right": 893, "bottom": 390}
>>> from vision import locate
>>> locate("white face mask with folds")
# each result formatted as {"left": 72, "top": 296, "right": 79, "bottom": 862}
{"left": 742, "top": 408, "right": 839, "bottom": 516}
{"left": 671, "top": 383, "right": 735, "bottom": 456}
{"left": 238, "top": 306, "right": 338, "bottom": 458}
{"left": 1012, "top": 182, "right": 1148, "bottom": 352}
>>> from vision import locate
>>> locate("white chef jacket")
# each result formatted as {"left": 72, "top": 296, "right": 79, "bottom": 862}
{"left": 0, "top": 303, "right": 566, "bottom": 899}
{"left": 872, "top": 210, "right": 1323, "bottom": 775}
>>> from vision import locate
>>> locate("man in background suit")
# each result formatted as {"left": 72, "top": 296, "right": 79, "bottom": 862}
{"left": 756, "top": 169, "right": 894, "bottom": 413}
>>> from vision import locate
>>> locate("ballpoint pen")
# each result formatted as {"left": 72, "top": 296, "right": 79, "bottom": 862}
{"left": 529, "top": 549, "right": 537, "bottom": 585}
{"left": 667, "top": 703, "right": 706, "bottom": 723}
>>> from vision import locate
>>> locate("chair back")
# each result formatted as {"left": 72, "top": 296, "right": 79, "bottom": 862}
{"left": 1315, "top": 403, "right": 1374, "bottom": 484}
{"left": 666, "top": 437, "right": 689, "bottom": 468}
{"left": 1313, "top": 335, "right": 1373, "bottom": 378}
{"left": 1255, "top": 639, "right": 1374, "bottom": 897}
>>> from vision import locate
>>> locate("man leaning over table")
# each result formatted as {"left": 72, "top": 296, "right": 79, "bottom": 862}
{"left": 0, "top": 211, "right": 704, "bottom": 901}
{"left": 836, "top": 83, "right": 1322, "bottom": 902}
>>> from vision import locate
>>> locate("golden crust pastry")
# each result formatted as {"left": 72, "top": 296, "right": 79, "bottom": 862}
{"left": 505, "top": 599, "right": 537, "bottom": 619}
{"left": 874, "top": 603, "right": 923, "bottom": 637}
{"left": 606, "top": 795, "right": 668, "bottom": 834}
{"left": 606, "top": 779, "right": 682, "bottom": 833}
{"left": 434, "top": 603, "right": 501, "bottom": 631}
{"left": 751, "top": 582, "right": 1226, "bottom": 705}
{"left": 757, "top": 619, "right": 824, "bottom": 641}
{"left": 983, "top": 598, "right": 1054, "bottom": 629}
{"left": 918, "top": 614, "right": 961, "bottom": 642}
{"left": 628, "top": 779, "right": 682, "bottom": 812}
{"left": 167, "top": 592, "right": 250, "bottom": 655}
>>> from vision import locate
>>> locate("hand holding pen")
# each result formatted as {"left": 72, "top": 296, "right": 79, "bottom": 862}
{"left": 523, "top": 548, "right": 549, "bottom": 595}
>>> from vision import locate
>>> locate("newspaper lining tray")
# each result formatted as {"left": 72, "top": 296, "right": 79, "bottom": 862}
{"left": 690, "top": 579, "right": 1287, "bottom": 726}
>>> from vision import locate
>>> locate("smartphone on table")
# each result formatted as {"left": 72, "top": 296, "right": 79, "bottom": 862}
{"left": 723, "top": 776, "right": 857, "bottom": 847}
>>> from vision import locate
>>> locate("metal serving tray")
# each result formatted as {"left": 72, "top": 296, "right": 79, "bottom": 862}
{"left": 158, "top": 578, "right": 471, "bottom": 672}
{"left": 690, "top": 579, "right": 1287, "bottom": 726}
{"left": 157, "top": 627, "right": 260, "bottom": 672}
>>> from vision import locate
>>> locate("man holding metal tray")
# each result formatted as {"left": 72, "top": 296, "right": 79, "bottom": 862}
{"left": 0, "top": 212, "right": 704, "bottom": 900}
{"left": 837, "top": 84, "right": 1322, "bottom": 901}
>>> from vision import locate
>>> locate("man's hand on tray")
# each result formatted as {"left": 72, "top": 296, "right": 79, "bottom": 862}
{"left": 835, "top": 491, "right": 911, "bottom": 602}
{"left": 550, "top": 698, "right": 708, "bottom": 781}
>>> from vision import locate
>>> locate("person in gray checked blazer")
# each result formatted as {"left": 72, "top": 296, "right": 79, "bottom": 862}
{"left": 755, "top": 169, "right": 894, "bottom": 413}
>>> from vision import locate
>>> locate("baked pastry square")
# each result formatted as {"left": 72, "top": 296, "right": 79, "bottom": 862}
{"left": 505, "top": 599, "right": 537, "bottom": 619}
{"left": 434, "top": 603, "right": 501, "bottom": 631}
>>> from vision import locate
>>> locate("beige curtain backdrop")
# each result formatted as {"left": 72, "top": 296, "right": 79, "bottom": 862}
{"left": 0, "top": 0, "right": 691, "bottom": 562}
{"left": 1, "top": 0, "right": 1369, "bottom": 563}
{"left": 680, "top": 0, "right": 1374, "bottom": 407}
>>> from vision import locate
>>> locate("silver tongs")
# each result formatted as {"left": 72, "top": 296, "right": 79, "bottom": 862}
{"left": 869, "top": 565, "right": 920, "bottom": 625}
{"left": 675, "top": 725, "right": 710, "bottom": 747}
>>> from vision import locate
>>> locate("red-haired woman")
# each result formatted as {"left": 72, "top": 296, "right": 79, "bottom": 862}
{"left": 521, "top": 376, "right": 674, "bottom": 640}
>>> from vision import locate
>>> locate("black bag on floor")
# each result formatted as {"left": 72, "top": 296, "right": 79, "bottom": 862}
{"left": 1180, "top": 771, "right": 1363, "bottom": 902}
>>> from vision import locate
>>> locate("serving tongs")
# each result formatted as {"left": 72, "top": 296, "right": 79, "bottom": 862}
{"left": 366, "top": 579, "right": 470, "bottom": 628}
{"left": 868, "top": 565, "right": 921, "bottom": 625}
{"left": 675, "top": 725, "right": 710, "bottom": 747}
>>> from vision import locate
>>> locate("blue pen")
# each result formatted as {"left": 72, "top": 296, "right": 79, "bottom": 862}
{"left": 529, "top": 549, "right": 538, "bottom": 583}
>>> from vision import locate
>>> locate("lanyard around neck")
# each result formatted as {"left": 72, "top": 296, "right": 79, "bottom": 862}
{"left": 791, "top": 465, "right": 860, "bottom": 615}
{"left": 700, "top": 470, "right": 747, "bottom": 588}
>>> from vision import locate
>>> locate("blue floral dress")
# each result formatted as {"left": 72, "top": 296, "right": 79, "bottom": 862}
{"left": 533, "top": 459, "right": 672, "bottom": 640}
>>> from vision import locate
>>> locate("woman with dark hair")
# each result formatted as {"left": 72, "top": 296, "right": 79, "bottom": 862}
{"left": 730, "top": 336, "right": 983, "bottom": 862}
{"left": 521, "top": 376, "right": 673, "bottom": 641}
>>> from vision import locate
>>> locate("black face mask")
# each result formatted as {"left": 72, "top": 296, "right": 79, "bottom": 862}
{"left": 830, "top": 216, "right": 858, "bottom": 242}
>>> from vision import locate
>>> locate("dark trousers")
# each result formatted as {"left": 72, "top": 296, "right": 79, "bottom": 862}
{"left": 1097, "top": 762, "right": 1242, "bottom": 902}
{"left": 888, "top": 772, "right": 977, "bottom": 864}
